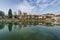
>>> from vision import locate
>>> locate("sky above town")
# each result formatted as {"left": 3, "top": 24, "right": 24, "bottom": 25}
{"left": 0, "top": 0, "right": 60, "bottom": 15}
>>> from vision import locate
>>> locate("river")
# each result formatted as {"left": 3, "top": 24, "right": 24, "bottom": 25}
{"left": 0, "top": 22, "right": 60, "bottom": 40}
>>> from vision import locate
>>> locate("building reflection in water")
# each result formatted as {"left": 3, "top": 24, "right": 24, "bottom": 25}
{"left": 43, "top": 23, "right": 55, "bottom": 27}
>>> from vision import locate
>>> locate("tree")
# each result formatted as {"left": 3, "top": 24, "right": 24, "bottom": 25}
{"left": 8, "top": 9, "right": 12, "bottom": 18}
{"left": 0, "top": 11, "right": 5, "bottom": 17}
{"left": 14, "top": 12, "right": 17, "bottom": 18}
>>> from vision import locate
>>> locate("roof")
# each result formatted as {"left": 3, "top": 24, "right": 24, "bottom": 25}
{"left": 56, "top": 15, "right": 60, "bottom": 17}
{"left": 43, "top": 13, "right": 55, "bottom": 15}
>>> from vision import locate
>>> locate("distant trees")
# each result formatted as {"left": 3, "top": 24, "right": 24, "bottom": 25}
{"left": 0, "top": 11, "right": 5, "bottom": 17}
{"left": 14, "top": 12, "right": 17, "bottom": 18}
{"left": 8, "top": 9, "right": 12, "bottom": 18}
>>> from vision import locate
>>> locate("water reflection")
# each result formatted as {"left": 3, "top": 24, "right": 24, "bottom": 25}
{"left": 0, "top": 23, "right": 4, "bottom": 30}
{"left": 8, "top": 23, "right": 13, "bottom": 32}
{"left": 0, "top": 22, "right": 58, "bottom": 31}
{"left": 0, "top": 22, "right": 60, "bottom": 40}
{"left": 43, "top": 23, "right": 55, "bottom": 27}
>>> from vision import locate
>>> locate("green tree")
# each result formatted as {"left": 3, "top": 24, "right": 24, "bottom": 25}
{"left": 0, "top": 11, "right": 5, "bottom": 17}
{"left": 14, "top": 12, "right": 17, "bottom": 18}
{"left": 8, "top": 9, "right": 12, "bottom": 18}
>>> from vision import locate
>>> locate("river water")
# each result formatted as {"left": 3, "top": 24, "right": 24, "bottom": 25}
{"left": 0, "top": 22, "right": 60, "bottom": 40}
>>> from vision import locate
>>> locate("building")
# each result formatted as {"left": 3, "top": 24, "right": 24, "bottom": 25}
{"left": 18, "top": 10, "right": 22, "bottom": 19}
{"left": 38, "top": 15, "right": 42, "bottom": 19}
{"left": 54, "top": 15, "right": 60, "bottom": 24}
{"left": 42, "top": 13, "right": 55, "bottom": 19}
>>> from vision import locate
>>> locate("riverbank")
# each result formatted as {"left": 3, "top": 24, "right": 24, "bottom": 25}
{"left": 0, "top": 18, "right": 45, "bottom": 22}
{"left": 0, "top": 18, "right": 59, "bottom": 25}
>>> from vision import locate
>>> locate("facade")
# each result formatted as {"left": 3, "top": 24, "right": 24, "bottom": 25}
{"left": 53, "top": 15, "right": 60, "bottom": 24}
{"left": 17, "top": 12, "right": 56, "bottom": 20}
{"left": 54, "top": 15, "right": 60, "bottom": 20}
{"left": 38, "top": 15, "right": 42, "bottom": 19}
{"left": 18, "top": 10, "right": 22, "bottom": 19}
{"left": 16, "top": 10, "right": 60, "bottom": 22}
{"left": 42, "top": 13, "right": 55, "bottom": 19}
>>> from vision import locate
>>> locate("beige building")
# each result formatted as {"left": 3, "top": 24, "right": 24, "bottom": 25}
{"left": 18, "top": 10, "right": 22, "bottom": 19}
{"left": 54, "top": 15, "right": 60, "bottom": 24}
{"left": 38, "top": 15, "right": 42, "bottom": 19}
{"left": 42, "top": 13, "right": 55, "bottom": 19}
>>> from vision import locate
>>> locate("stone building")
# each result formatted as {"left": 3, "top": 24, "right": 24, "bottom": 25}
{"left": 38, "top": 15, "right": 42, "bottom": 19}
{"left": 42, "top": 13, "right": 55, "bottom": 19}
{"left": 54, "top": 15, "right": 60, "bottom": 24}
{"left": 18, "top": 10, "right": 22, "bottom": 19}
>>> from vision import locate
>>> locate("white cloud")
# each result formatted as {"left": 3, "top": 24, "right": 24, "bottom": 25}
{"left": 38, "top": 4, "right": 49, "bottom": 11}
{"left": 38, "top": 0, "right": 59, "bottom": 11}
{"left": 36, "top": 0, "right": 41, "bottom": 3}
{"left": 17, "top": 0, "right": 60, "bottom": 14}
{"left": 39, "top": 4, "right": 49, "bottom": 8}
{"left": 42, "top": 0, "right": 48, "bottom": 2}
{"left": 50, "top": 0, "right": 57, "bottom": 5}
{"left": 33, "top": 0, "right": 49, "bottom": 11}
{"left": 17, "top": 0, "right": 35, "bottom": 14}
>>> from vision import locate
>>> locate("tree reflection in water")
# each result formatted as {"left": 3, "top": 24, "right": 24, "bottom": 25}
{"left": 8, "top": 23, "right": 13, "bottom": 32}
{"left": 0, "top": 22, "right": 60, "bottom": 40}
{"left": 0, "top": 23, "right": 4, "bottom": 30}
{"left": 0, "top": 21, "right": 56, "bottom": 32}
{"left": 8, "top": 21, "right": 55, "bottom": 30}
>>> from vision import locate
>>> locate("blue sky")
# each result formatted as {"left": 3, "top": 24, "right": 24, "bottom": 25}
{"left": 0, "top": 0, "right": 60, "bottom": 15}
